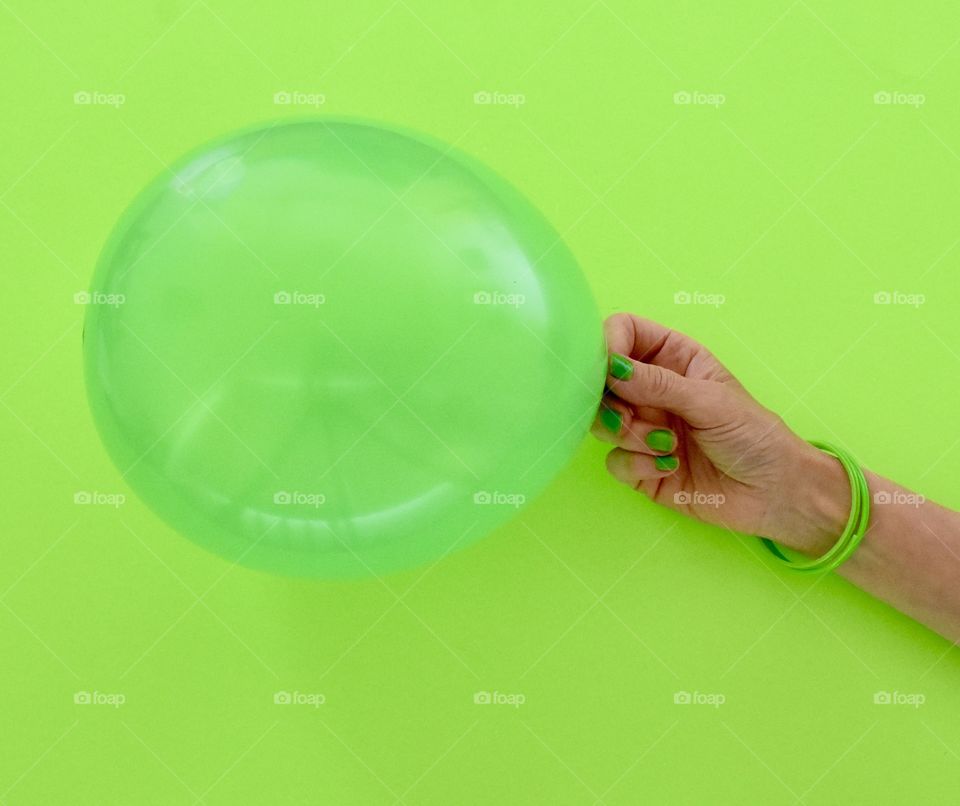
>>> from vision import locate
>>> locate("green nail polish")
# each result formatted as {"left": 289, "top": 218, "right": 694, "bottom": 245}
{"left": 609, "top": 353, "right": 633, "bottom": 380}
{"left": 655, "top": 455, "right": 678, "bottom": 472}
{"left": 646, "top": 429, "right": 673, "bottom": 452}
{"left": 600, "top": 408, "right": 622, "bottom": 433}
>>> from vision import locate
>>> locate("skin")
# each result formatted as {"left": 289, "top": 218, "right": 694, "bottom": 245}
{"left": 593, "top": 313, "right": 960, "bottom": 643}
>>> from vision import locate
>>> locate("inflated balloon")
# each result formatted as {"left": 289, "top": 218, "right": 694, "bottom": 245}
{"left": 84, "top": 119, "right": 604, "bottom": 577}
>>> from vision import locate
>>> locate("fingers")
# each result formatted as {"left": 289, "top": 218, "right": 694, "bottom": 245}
{"left": 591, "top": 401, "right": 677, "bottom": 454}
{"left": 604, "top": 313, "right": 707, "bottom": 368}
{"left": 606, "top": 352, "right": 714, "bottom": 424}
{"left": 606, "top": 447, "right": 680, "bottom": 488}
{"left": 602, "top": 314, "right": 729, "bottom": 428}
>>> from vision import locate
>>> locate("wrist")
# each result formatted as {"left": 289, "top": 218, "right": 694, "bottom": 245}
{"left": 766, "top": 441, "right": 853, "bottom": 556}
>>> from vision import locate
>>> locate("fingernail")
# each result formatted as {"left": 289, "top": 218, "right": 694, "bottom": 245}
{"left": 645, "top": 429, "right": 673, "bottom": 452}
{"left": 600, "top": 408, "right": 622, "bottom": 433}
{"left": 609, "top": 353, "right": 633, "bottom": 380}
{"left": 655, "top": 455, "right": 678, "bottom": 472}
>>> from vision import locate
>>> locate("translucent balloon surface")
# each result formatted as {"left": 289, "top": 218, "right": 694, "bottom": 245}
{"left": 84, "top": 119, "right": 604, "bottom": 577}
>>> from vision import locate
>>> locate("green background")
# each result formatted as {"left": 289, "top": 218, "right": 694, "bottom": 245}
{"left": 2, "top": 1, "right": 960, "bottom": 803}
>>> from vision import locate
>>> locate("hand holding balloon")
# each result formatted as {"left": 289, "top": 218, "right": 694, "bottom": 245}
{"left": 595, "top": 313, "right": 960, "bottom": 645}
{"left": 593, "top": 314, "right": 848, "bottom": 555}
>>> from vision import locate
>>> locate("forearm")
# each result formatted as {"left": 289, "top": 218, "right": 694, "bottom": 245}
{"left": 839, "top": 472, "right": 960, "bottom": 643}
{"left": 776, "top": 446, "right": 960, "bottom": 643}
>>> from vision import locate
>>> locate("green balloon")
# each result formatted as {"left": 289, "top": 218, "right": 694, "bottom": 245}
{"left": 84, "top": 119, "right": 604, "bottom": 578}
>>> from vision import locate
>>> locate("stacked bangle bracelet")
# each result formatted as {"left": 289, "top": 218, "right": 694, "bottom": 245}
{"left": 760, "top": 440, "right": 870, "bottom": 573}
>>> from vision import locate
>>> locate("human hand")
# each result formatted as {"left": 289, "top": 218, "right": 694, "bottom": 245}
{"left": 592, "top": 314, "right": 848, "bottom": 555}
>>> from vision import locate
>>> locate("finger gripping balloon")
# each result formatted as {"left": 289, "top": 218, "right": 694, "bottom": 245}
{"left": 84, "top": 119, "right": 604, "bottom": 578}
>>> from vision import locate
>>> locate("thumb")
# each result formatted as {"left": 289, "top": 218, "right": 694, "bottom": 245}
{"left": 607, "top": 353, "right": 715, "bottom": 426}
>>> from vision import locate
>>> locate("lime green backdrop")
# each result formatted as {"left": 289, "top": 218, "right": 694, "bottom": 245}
{"left": 3, "top": 1, "right": 960, "bottom": 803}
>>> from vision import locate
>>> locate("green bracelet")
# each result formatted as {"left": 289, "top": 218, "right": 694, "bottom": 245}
{"left": 760, "top": 440, "right": 870, "bottom": 573}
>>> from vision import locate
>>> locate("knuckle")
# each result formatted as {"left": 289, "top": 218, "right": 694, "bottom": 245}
{"left": 605, "top": 312, "right": 632, "bottom": 329}
{"left": 646, "top": 366, "right": 675, "bottom": 400}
